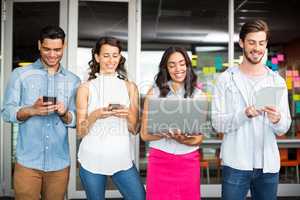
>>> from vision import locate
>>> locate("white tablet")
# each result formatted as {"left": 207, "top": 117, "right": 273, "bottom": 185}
{"left": 253, "top": 86, "right": 286, "bottom": 109}
{"left": 147, "top": 96, "right": 209, "bottom": 135}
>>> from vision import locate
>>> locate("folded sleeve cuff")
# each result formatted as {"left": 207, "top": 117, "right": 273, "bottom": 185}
{"left": 64, "top": 110, "right": 76, "bottom": 128}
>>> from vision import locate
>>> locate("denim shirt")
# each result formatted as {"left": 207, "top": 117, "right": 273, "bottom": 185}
{"left": 1, "top": 59, "right": 80, "bottom": 171}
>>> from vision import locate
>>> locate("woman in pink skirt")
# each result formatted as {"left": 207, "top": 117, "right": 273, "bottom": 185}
{"left": 141, "top": 46, "right": 204, "bottom": 200}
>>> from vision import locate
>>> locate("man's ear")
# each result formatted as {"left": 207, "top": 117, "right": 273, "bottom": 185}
{"left": 63, "top": 41, "right": 67, "bottom": 49}
{"left": 239, "top": 39, "right": 244, "bottom": 49}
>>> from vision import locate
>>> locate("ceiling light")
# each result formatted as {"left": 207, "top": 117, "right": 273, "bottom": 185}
{"left": 239, "top": 9, "right": 269, "bottom": 13}
{"left": 195, "top": 46, "right": 227, "bottom": 52}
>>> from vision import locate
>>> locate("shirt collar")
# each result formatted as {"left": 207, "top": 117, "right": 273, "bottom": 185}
{"left": 167, "top": 80, "right": 185, "bottom": 96}
{"left": 32, "top": 59, "right": 67, "bottom": 76}
{"left": 228, "top": 65, "right": 275, "bottom": 78}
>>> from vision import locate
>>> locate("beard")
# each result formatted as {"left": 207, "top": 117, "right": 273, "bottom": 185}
{"left": 243, "top": 49, "right": 265, "bottom": 65}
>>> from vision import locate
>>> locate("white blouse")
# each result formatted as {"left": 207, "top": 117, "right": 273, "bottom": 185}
{"left": 78, "top": 74, "right": 132, "bottom": 175}
{"left": 149, "top": 82, "right": 201, "bottom": 155}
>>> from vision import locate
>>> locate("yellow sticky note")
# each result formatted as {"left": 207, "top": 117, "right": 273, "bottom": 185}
{"left": 203, "top": 67, "right": 209, "bottom": 75}
{"left": 210, "top": 67, "right": 216, "bottom": 74}
{"left": 293, "top": 94, "right": 300, "bottom": 101}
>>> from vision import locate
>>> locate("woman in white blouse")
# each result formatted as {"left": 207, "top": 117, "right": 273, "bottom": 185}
{"left": 141, "top": 47, "right": 204, "bottom": 200}
{"left": 76, "top": 37, "right": 145, "bottom": 200}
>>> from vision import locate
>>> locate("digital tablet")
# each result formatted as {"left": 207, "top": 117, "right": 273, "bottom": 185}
{"left": 147, "top": 96, "right": 209, "bottom": 135}
{"left": 253, "top": 86, "right": 285, "bottom": 109}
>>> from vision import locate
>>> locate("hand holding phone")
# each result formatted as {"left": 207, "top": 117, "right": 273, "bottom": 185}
{"left": 109, "top": 103, "right": 123, "bottom": 111}
{"left": 43, "top": 96, "right": 57, "bottom": 105}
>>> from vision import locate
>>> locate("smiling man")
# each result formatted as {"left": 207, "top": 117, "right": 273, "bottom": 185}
{"left": 2, "top": 25, "right": 80, "bottom": 200}
{"left": 212, "top": 20, "right": 291, "bottom": 200}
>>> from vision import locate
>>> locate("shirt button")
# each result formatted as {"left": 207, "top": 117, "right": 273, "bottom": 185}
{"left": 45, "top": 146, "right": 48, "bottom": 150}
{"left": 47, "top": 124, "right": 50, "bottom": 126}
{"left": 46, "top": 136, "right": 49, "bottom": 138}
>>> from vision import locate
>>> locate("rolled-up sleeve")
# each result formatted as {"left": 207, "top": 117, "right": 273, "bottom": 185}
{"left": 64, "top": 77, "right": 80, "bottom": 128}
{"left": 1, "top": 70, "right": 23, "bottom": 123}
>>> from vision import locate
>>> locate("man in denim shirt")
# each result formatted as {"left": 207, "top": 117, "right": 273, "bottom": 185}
{"left": 2, "top": 25, "right": 80, "bottom": 200}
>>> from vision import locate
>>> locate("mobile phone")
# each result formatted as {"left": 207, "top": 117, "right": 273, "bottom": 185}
{"left": 43, "top": 96, "right": 57, "bottom": 104}
{"left": 109, "top": 103, "right": 122, "bottom": 111}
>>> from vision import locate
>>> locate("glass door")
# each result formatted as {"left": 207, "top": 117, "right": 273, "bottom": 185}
{"left": 1, "top": 0, "right": 67, "bottom": 196}
{"left": 67, "top": 0, "right": 141, "bottom": 199}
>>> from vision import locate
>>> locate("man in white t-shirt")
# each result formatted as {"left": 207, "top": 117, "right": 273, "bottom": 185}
{"left": 212, "top": 19, "right": 291, "bottom": 200}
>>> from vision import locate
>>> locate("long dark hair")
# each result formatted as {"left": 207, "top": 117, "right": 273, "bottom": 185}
{"left": 155, "top": 47, "right": 197, "bottom": 98}
{"left": 88, "top": 37, "right": 127, "bottom": 80}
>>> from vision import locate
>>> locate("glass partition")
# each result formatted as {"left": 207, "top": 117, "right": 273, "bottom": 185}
{"left": 76, "top": 0, "right": 129, "bottom": 192}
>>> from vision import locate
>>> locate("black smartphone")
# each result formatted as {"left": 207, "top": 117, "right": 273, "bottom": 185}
{"left": 109, "top": 103, "right": 122, "bottom": 111}
{"left": 43, "top": 96, "right": 57, "bottom": 104}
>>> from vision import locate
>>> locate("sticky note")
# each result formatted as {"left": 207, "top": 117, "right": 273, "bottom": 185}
{"left": 215, "top": 56, "right": 223, "bottom": 71}
{"left": 277, "top": 54, "right": 284, "bottom": 62}
{"left": 195, "top": 82, "right": 203, "bottom": 90}
{"left": 192, "top": 55, "right": 197, "bottom": 67}
{"left": 294, "top": 81, "right": 300, "bottom": 88}
{"left": 296, "top": 102, "right": 300, "bottom": 113}
{"left": 266, "top": 60, "right": 272, "bottom": 67}
{"left": 293, "top": 95, "right": 300, "bottom": 101}
{"left": 293, "top": 70, "right": 299, "bottom": 77}
{"left": 203, "top": 67, "right": 209, "bottom": 75}
{"left": 286, "top": 78, "right": 293, "bottom": 90}
{"left": 286, "top": 70, "right": 293, "bottom": 77}
{"left": 271, "top": 57, "right": 278, "bottom": 65}
{"left": 210, "top": 66, "right": 216, "bottom": 74}
{"left": 293, "top": 77, "right": 300, "bottom": 81}
{"left": 271, "top": 64, "right": 278, "bottom": 71}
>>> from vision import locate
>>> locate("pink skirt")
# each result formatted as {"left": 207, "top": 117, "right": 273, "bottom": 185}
{"left": 146, "top": 148, "right": 201, "bottom": 200}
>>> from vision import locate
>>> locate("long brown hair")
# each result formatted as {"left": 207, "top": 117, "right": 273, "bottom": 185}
{"left": 88, "top": 37, "right": 127, "bottom": 80}
{"left": 155, "top": 47, "right": 197, "bottom": 98}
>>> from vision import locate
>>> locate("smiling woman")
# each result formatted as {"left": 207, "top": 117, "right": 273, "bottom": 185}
{"left": 76, "top": 37, "right": 145, "bottom": 200}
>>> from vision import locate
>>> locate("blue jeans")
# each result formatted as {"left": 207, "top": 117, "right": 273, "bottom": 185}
{"left": 79, "top": 164, "right": 145, "bottom": 200}
{"left": 222, "top": 166, "right": 279, "bottom": 200}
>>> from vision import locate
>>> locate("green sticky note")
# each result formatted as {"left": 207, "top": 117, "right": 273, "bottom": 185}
{"left": 215, "top": 56, "right": 223, "bottom": 71}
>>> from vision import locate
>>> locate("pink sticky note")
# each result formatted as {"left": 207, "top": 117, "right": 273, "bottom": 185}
{"left": 277, "top": 54, "right": 284, "bottom": 62}
{"left": 271, "top": 57, "right": 278, "bottom": 64}
{"left": 294, "top": 81, "right": 300, "bottom": 88}
{"left": 293, "top": 76, "right": 300, "bottom": 81}
{"left": 195, "top": 82, "right": 203, "bottom": 90}
{"left": 293, "top": 70, "right": 299, "bottom": 77}
{"left": 286, "top": 70, "right": 293, "bottom": 77}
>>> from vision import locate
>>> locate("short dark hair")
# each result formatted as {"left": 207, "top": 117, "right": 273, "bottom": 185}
{"left": 39, "top": 25, "right": 65, "bottom": 44}
{"left": 239, "top": 19, "right": 270, "bottom": 41}
{"left": 155, "top": 47, "right": 197, "bottom": 98}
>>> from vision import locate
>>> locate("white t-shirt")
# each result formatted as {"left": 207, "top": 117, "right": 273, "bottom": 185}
{"left": 240, "top": 70, "right": 267, "bottom": 169}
